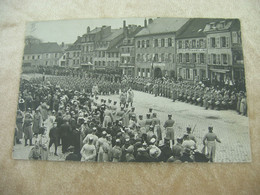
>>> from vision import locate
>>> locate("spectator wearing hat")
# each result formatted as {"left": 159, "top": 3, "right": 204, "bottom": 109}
{"left": 172, "top": 137, "right": 184, "bottom": 160}
{"left": 182, "top": 134, "right": 196, "bottom": 150}
{"left": 147, "top": 126, "right": 156, "bottom": 143}
{"left": 97, "top": 131, "right": 108, "bottom": 162}
{"left": 16, "top": 109, "right": 24, "bottom": 144}
{"left": 23, "top": 111, "right": 34, "bottom": 146}
{"left": 158, "top": 138, "right": 172, "bottom": 162}
{"left": 80, "top": 137, "right": 97, "bottom": 162}
{"left": 152, "top": 113, "right": 162, "bottom": 143}
{"left": 145, "top": 114, "right": 153, "bottom": 132}
{"left": 186, "top": 126, "right": 197, "bottom": 143}
{"left": 163, "top": 114, "right": 175, "bottom": 149}
{"left": 125, "top": 145, "right": 135, "bottom": 162}
{"left": 203, "top": 126, "right": 221, "bottom": 162}
{"left": 111, "top": 139, "right": 122, "bottom": 162}
{"left": 60, "top": 120, "right": 72, "bottom": 154}
{"left": 32, "top": 108, "right": 43, "bottom": 137}
{"left": 49, "top": 122, "right": 59, "bottom": 156}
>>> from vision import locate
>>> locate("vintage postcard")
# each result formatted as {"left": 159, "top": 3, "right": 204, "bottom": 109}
{"left": 12, "top": 17, "right": 250, "bottom": 163}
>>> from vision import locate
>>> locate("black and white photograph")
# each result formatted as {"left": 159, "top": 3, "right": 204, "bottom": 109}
{"left": 12, "top": 17, "right": 250, "bottom": 163}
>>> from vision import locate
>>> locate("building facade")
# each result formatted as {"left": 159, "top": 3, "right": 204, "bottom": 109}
{"left": 134, "top": 18, "right": 189, "bottom": 79}
{"left": 118, "top": 25, "right": 143, "bottom": 77}
{"left": 176, "top": 19, "right": 214, "bottom": 81}
{"left": 22, "top": 42, "right": 63, "bottom": 67}
{"left": 204, "top": 19, "right": 243, "bottom": 83}
{"left": 65, "top": 38, "right": 81, "bottom": 67}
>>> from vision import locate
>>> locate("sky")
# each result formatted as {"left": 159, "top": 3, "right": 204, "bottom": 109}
{"left": 25, "top": 18, "right": 146, "bottom": 44}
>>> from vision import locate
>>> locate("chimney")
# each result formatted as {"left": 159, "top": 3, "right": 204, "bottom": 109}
{"left": 124, "top": 27, "right": 128, "bottom": 38}
{"left": 123, "top": 20, "right": 126, "bottom": 28}
{"left": 144, "top": 18, "right": 147, "bottom": 27}
{"left": 61, "top": 42, "right": 64, "bottom": 47}
{"left": 87, "top": 26, "right": 90, "bottom": 33}
{"left": 148, "top": 18, "right": 153, "bottom": 24}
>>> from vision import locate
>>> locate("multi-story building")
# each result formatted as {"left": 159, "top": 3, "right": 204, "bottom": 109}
{"left": 176, "top": 18, "right": 215, "bottom": 81}
{"left": 134, "top": 18, "right": 189, "bottom": 79}
{"left": 65, "top": 38, "right": 81, "bottom": 67}
{"left": 118, "top": 25, "right": 143, "bottom": 76}
{"left": 22, "top": 42, "right": 63, "bottom": 66}
{"left": 204, "top": 19, "right": 243, "bottom": 83}
{"left": 93, "top": 27, "right": 124, "bottom": 70}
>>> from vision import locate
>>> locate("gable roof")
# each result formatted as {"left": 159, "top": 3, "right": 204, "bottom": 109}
{"left": 176, "top": 18, "right": 221, "bottom": 39}
{"left": 102, "top": 28, "right": 124, "bottom": 41}
{"left": 24, "top": 42, "right": 63, "bottom": 54}
{"left": 135, "top": 18, "right": 189, "bottom": 37}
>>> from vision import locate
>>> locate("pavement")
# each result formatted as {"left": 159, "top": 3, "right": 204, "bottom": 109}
{"left": 13, "top": 90, "right": 251, "bottom": 163}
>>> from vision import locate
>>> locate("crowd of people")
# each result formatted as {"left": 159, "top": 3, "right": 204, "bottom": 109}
{"left": 14, "top": 73, "right": 224, "bottom": 163}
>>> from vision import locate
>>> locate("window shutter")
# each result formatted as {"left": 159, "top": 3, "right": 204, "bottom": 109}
{"left": 165, "top": 53, "right": 168, "bottom": 62}
{"left": 226, "top": 37, "right": 229, "bottom": 48}
{"left": 208, "top": 54, "right": 211, "bottom": 64}
{"left": 227, "top": 54, "right": 230, "bottom": 65}
{"left": 153, "top": 39, "right": 155, "bottom": 47}
{"left": 176, "top": 54, "right": 179, "bottom": 63}
{"left": 189, "top": 40, "right": 192, "bottom": 48}
{"left": 159, "top": 54, "right": 161, "bottom": 62}
{"left": 177, "top": 41, "right": 179, "bottom": 49}
{"left": 196, "top": 40, "right": 199, "bottom": 48}
{"left": 189, "top": 53, "right": 192, "bottom": 63}
{"left": 165, "top": 38, "right": 168, "bottom": 47}
{"left": 172, "top": 38, "right": 174, "bottom": 47}
{"left": 172, "top": 54, "right": 175, "bottom": 63}
{"left": 207, "top": 38, "right": 210, "bottom": 48}
{"left": 183, "top": 41, "right": 185, "bottom": 49}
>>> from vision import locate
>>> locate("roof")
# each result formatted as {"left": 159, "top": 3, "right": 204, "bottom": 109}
{"left": 88, "top": 27, "right": 102, "bottom": 34}
{"left": 66, "top": 39, "right": 81, "bottom": 51}
{"left": 102, "top": 28, "right": 124, "bottom": 41}
{"left": 203, "top": 19, "right": 241, "bottom": 33}
{"left": 135, "top": 18, "right": 189, "bottom": 37}
{"left": 24, "top": 42, "right": 62, "bottom": 54}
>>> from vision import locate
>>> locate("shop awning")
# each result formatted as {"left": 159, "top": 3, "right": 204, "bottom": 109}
{"left": 210, "top": 69, "right": 230, "bottom": 74}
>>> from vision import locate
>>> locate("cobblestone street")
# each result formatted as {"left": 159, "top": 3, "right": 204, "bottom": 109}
{"left": 13, "top": 89, "right": 251, "bottom": 163}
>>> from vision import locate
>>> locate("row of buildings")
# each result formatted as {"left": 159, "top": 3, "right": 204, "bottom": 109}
{"left": 22, "top": 18, "right": 244, "bottom": 83}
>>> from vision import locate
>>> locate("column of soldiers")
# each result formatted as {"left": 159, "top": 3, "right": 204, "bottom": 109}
{"left": 122, "top": 76, "right": 247, "bottom": 116}
{"left": 15, "top": 76, "right": 221, "bottom": 163}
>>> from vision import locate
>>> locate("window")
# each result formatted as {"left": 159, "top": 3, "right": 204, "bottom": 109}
{"left": 179, "top": 54, "right": 182, "bottom": 63}
{"left": 154, "top": 39, "right": 158, "bottom": 47}
{"left": 99, "top": 61, "right": 101, "bottom": 66}
{"left": 137, "top": 41, "right": 140, "bottom": 48}
{"left": 46, "top": 61, "right": 48, "bottom": 65}
{"left": 161, "top": 39, "right": 165, "bottom": 47}
{"left": 102, "top": 52, "right": 105, "bottom": 57}
{"left": 95, "top": 61, "right": 97, "bottom": 66}
{"left": 77, "top": 59, "right": 79, "bottom": 64}
{"left": 103, "top": 61, "right": 105, "bottom": 66}
{"left": 200, "top": 53, "right": 205, "bottom": 63}
{"left": 111, "top": 61, "right": 114, "bottom": 66}
{"left": 212, "top": 54, "right": 216, "bottom": 64}
{"left": 192, "top": 40, "right": 196, "bottom": 48}
{"left": 27, "top": 56, "right": 30, "bottom": 60}
{"left": 142, "top": 40, "right": 145, "bottom": 48}
{"left": 38, "top": 55, "right": 40, "bottom": 59}
{"left": 46, "top": 54, "right": 49, "bottom": 58}
{"left": 211, "top": 38, "right": 216, "bottom": 48}
{"left": 185, "top": 40, "right": 190, "bottom": 49}
{"left": 199, "top": 39, "right": 204, "bottom": 48}
{"left": 108, "top": 61, "right": 111, "bottom": 66}
{"left": 220, "top": 37, "right": 226, "bottom": 47}
{"left": 73, "top": 60, "right": 75, "bottom": 64}
{"left": 55, "top": 53, "right": 57, "bottom": 58}
{"left": 127, "top": 47, "right": 130, "bottom": 53}
{"left": 137, "top": 54, "right": 141, "bottom": 61}
{"left": 172, "top": 54, "right": 174, "bottom": 63}
{"left": 178, "top": 41, "right": 182, "bottom": 49}
{"left": 185, "top": 53, "right": 190, "bottom": 63}
{"left": 222, "top": 54, "right": 228, "bottom": 65}
{"left": 146, "top": 40, "right": 149, "bottom": 47}
{"left": 192, "top": 53, "right": 196, "bottom": 63}
{"left": 217, "top": 54, "right": 220, "bottom": 64}
{"left": 32, "top": 56, "right": 35, "bottom": 60}
{"left": 168, "top": 38, "right": 172, "bottom": 47}
{"left": 154, "top": 54, "right": 158, "bottom": 62}
{"left": 161, "top": 53, "right": 165, "bottom": 62}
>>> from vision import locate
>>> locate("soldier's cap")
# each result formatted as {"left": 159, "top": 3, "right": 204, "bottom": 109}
{"left": 152, "top": 113, "right": 157, "bottom": 116}
{"left": 142, "top": 142, "right": 147, "bottom": 146}
{"left": 177, "top": 136, "right": 183, "bottom": 140}
{"left": 89, "top": 137, "right": 94, "bottom": 141}
{"left": 186, "top": 127, "right": 192, "bottom": 131}
{"left": 114, "top": 101, "right": 117, "bottom": 104}
{"left": 125, "top": 138, "right": 130, "bottom": 142}
{"left": 168, "top": 114, "right": 172, "bottom": 117}
{"left": 131, "top": 107, "right": 135, "bottom": 110}
{"left": 137, "top": 148, "right": 146, "bottom": 153}
{"left": 115, "top": 139, "right": 121, "bottom": 143}
{"left": 208, "top": 125, "right": 213, "bottom": 130}
{"left": 108, "top": 99, "right": 112, "bottom": 102}
{"left": 67, "top": 146, "right": 75, "bottom": 150}
{"left": 93, "top": 127, "right": 97, "bottom": 131}
{"left": 146, "top": 113, "right": 151, "bottom": 116}
{"left": 106, "top": 134, "right": 111, "bottom": 138}
{"left": 139, "top": 115, "right": 143, "bottom": 117}
{"left": 183, "top": 133, "right": 189, "bottom": 137}
{"left": 150, "top": 138, "right": 156, "bottom": 144}
{"left": 149, "top": 108, "right": 153, "bottom": 111}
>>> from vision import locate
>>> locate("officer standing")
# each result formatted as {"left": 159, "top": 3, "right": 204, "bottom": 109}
{"left": 163, "top": 114, "right": 175, "bottom": 149}
{"left": 203, "top": 125, "right": 221, "bottom": 162}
